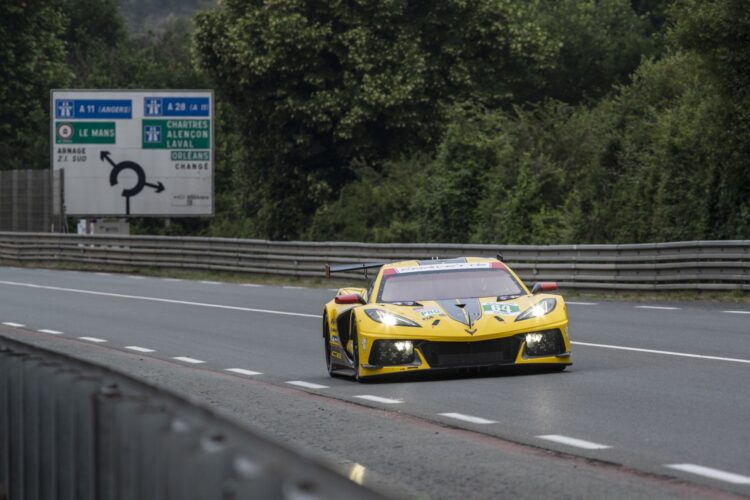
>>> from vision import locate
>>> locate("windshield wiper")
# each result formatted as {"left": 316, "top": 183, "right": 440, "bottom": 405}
{"left": 496, "top": 294, "right": 522, "bottom": 301}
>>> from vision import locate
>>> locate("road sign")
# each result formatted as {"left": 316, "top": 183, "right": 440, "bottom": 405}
{"left": 51, "top": 90, "right": 213, "bottom": 217}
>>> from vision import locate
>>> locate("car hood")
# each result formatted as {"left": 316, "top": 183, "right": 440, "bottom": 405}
{"left": 361, "top": 294, "right": 566, "bottom": 339}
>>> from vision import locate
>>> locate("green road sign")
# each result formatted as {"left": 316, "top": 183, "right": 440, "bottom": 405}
{"left": 56, "top": 122, "right": 116, "bottom": 144}
{"left": 142, "top": 119, "right": 210, "bottom": 149}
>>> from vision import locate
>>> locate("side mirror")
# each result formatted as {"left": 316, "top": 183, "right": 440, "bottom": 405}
{"left": 531, "top": 282, "right": 557, "bottom": 294}
{"left": 335, "top": 293, "right": 367, "bottom": 305}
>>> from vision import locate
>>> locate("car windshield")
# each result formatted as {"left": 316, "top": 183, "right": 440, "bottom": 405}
{"left": 379, "top": 268, "right": 524, "bottom": 302}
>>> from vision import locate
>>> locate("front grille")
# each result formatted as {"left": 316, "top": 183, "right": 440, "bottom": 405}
{"left": 417, "top": 337, "right": 521, "bottom": 368}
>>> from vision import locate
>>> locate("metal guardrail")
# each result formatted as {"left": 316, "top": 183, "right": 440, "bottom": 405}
{"left": 0, "top": 331, "right": 384, "bottom": 500}
{"left": 0, "top": 232, "right": 749, "bottom": 291}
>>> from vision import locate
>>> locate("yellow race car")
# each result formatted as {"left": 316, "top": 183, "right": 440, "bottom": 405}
{"left": 323, "top": 257, "right": 571, "bottom": 381}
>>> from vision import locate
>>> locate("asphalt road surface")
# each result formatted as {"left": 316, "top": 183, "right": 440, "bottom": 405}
{"left": 1, "top": 266, "right": 749, "bottom": 499}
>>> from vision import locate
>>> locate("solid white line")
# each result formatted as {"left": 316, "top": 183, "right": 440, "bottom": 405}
{"left": 537, "top": 434, "right": 611, "bottom": 450}
{"left": 79, "top": 336, "right": 107, "bottom": 343}
{"left": 286, "top": 381, "right": 329, "bottom": 389}
{"left": 2, "top": 322, "right": 25, "bottom": 328}
{"left": 354, "top": 395, "right": 403, "bottom": 404}
{"left": 665, "top": 464, "right": 750, "bottom": 485}
{"left": 200, "top": 281, "right": 221, "bottom": 285}
{"left": 283, "top": 286, "right": 306, "bottom": 290}
{"left": 0, "top": 280, "right": 322, "bottom": 319}
{"left": 723, "top": 310, "right": 750, "bottom": 315}
{"left": 566, "top": 301, "right": 598, "bottom": 306}
{"left": 635, "top": 305, "right": 680, "bottom": 310}
{"left": 240, "top": 283, "right": 263, "bottom": 287}
{"left": 125, "top": 346, "right": 155, "bottom": 353}
{"left": 38, "top": 329, "right": 63, "bottom": 335}
{"left": 95, "top": 272, "right": 112, "bottom": 276}
{"left": 571, "top": 341, "right": 750, "bottom": 364}
{"left": 439, "top": 413, "right": 498, "bottom": 424}
{"left": 128, "top": 275, "right": 146, "bottom": 280}
{"left": 225, "top": 368, "right": 263, "bottom": 376}
{"left": 163, "top": 278, "right": 183, "bottom": 282}
{"left": 173, "top": 356, "right": 205, "bottom": 364}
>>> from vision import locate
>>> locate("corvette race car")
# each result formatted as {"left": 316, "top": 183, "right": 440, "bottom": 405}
{"left": 323, "top": 257, "right": 571, "bottom": 381}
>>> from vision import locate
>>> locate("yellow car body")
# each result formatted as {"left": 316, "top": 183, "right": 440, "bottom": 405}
{"left": 323, "top": 257, "right": 571, "bottom": 381}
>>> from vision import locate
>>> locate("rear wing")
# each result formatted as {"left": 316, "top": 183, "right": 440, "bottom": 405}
{"left": 324, "top": 262, "right": 387, "bottom": 279}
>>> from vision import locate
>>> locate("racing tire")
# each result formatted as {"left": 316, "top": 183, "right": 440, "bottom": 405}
{"left": 323, "top": 313, "right": 336, "bottom": 377}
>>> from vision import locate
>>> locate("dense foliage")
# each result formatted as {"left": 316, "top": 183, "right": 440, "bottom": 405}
{"left": 1, "top": 0, "right": 748, "bottom": 242}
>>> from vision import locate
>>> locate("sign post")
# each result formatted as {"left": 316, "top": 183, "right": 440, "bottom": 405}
{"left": 51, "top": 90, "right": 214, "bottom": 217}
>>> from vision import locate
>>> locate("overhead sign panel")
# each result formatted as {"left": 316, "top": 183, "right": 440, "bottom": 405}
{"left": 51, "top": 90, "right": 213, "bottom": 217}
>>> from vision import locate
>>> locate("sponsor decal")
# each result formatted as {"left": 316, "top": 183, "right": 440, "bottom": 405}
{"left": 416, "top": 307, "right": 443, "bottom": 319}
{"left": 396, "top": 262, "right": 492, "bottom": 274}
{"left": 361, "top": 337, "right": 367, "bottom": 351}
{"left": 482, "top": 302, "right": 520, "bottom": 315}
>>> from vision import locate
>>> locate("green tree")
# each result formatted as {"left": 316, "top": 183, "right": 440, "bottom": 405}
{"left": 193, "top": 0, "right": 557, "bottom": 239}
{"left": 0, "top": 2, "right": 71, "bottom": 170}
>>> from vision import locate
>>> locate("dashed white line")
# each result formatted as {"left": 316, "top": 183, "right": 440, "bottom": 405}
{"left": 286, "top": 381, "right": 329, "bottom": 389}
{"left": 571, "top": 341, "right": 750, "bottom": 364}
{"left": 537, "top": 434, "right": 611, "bottom": 450}
{"left": 200, "top": 280, "right": 221, "bottom": 285}
{"left": 79, "top": 336, "right": 107, "bottom": 343}
{"left": 128, "top": 275, "right": 146, "bottom": 280}
{"left": 665, "top": 464, "right": 750, "bottom": 485}
{"left": 125, "top": 346, "right": 155, "bottom": 353}
{"left": 38, "top": 329, "right": 63, "bottom": 335}
{"left": 566, "top": 301, "right": 598, "bottom": 306}
{"left": 173, "top": 356, "right": 205, "bottom": 364}
{"left": 723, "top": 310, "right": 750, "bottom": 315}
{"left": 283, "top": 286, "right": 306, "bottom": 290}
{"left": 0, "top": 281, "right": 322, "bottom": 319}
{"left": 95, "top": 272, "right": 112, "bottom": 276}
{"left": 162, "top": 278, "right": 183, "bottom": 282}
{"left": 225, "top": 368, "right": 263, "bottom": 376}
{"left": 635, "top": 305, "right": 680, "bottom": 311}
{"left": 2, "top": 322, "right": 25, "bottom": 328}
{"left": 439, "top": 413, "right": 498, "bottom": 424}
{"left": 354, "top": 395, "right": 403, "bottom": 404}
{"left": 240, "top": 283, "right": 263, "bottom": 287}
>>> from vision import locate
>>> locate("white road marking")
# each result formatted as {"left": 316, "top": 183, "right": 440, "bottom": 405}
{"left": 723, "top": 310, "right": 750, "bottom": 315}
{"left": 0, "top": 281, "right": 322, "bottom": 319}
{"left": 354, "top": 395, "right": 403, "bottom": 404}
{"left": 79, "top": 336, "right": 107, "bottom": 343}
{"left": 240, "top": 283, "right": 263, "bottom": 287}
{"left": 125, "top": 346, "right": 155, "bottom": 353}
{"left": 163, "top": 278, "right": 183, "bottom": 282}
{"left": 665, "top": 464, "right": 750, "bottom": 485}
{"left": 38, "top": 329, "right": 63, "bottom": 335}
{"left": 571, "top": 341, "right": 750, "bottom": 364}
{"left": 286, "top": 381, "right": 329, "bottom": 389}
{"left": 225, "top": 368, "right": 263, "bottom": 376}
{"left": 173, "top": 356, "right": 205, "bottom": 364}
{"left": 537, "top": 435, "right": 611, "bottom": 450}
{"left": 566, "top": 301, "right": 598, "bottom": 306}
{"left": 200, "top": 281, "right": 221, "bottom": 285}
{"left": 635, "top": 305, "right": 680, "bottom": 310}
{"left": 439, "top": 413, "right": 498, "bottom": 424}
{"left": 283, "top": 286, "right": 306, "bottom": 290}
{"left": 2, "top": 322, "right": 25, "bottom": 328}
{"left": 95, "top": 272, "right": 112, "bottom": 276}
{"left": 128, "top": 275, "right": 146, "bottom": 280}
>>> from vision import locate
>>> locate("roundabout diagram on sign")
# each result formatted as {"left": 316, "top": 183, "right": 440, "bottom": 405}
{"left": 100, "top": 151, "right": 164, "bottom": 215}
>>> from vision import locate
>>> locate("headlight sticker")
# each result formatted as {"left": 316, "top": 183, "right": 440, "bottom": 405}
{"left": 482, "top": 302, "right": 520, "bottom": 315}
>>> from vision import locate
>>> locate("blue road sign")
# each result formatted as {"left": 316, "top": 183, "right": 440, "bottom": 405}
{"left": 54, "top": 99, "right": 132, "bottom": 119}
{"left": 143, "top": 97, "right": 209, "bottom": 117}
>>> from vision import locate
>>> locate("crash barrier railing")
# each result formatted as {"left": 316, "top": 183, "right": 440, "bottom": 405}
{"left": 0, "top": 232, "right": 748, "bottom": 291}
{"left": 0, "top": 331, "right": 384, "bottom": 500}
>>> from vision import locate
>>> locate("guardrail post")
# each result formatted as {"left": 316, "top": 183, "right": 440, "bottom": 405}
{"left": 8, "top": 351, "right": 27, "bottom": 500}
{"left": 22, "top": 356, "right": 42, "bottom": 500}
{"left": 0, "top": 346, "right": 11, "bottom": 500}
{"left": 93, "top": 383, "right": 122, "bottom": 500}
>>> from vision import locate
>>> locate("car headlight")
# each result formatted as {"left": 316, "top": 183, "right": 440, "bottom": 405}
{"left": 364, "top": 309, "right": 421, "bottom": 327}
{"left": 515, "top": 298, "right": 557, "bottom": 321}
